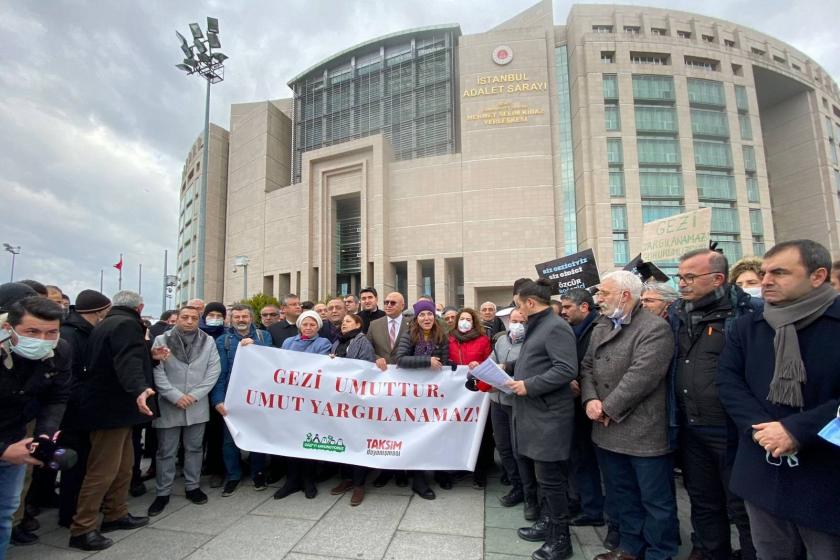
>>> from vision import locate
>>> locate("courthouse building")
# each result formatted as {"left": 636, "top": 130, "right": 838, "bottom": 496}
{"left": 175, "top": 1, "right": 840, "bottom": 308}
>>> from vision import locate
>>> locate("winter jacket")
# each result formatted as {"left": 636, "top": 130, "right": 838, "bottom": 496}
{"left": 448, "top": 334, "right": 492, "bottom": 366}
{"left": 490, "top": 333, "right": 523, "bottom": 406}
{"left": 580, "top": 303, "right": 674, "bottom": 457}
{"left": 359, "top": 308, "right": 386, "bottom": 333}
{"left": 0, "top": 339, "right": 71, "bottom": 459}
{"left": 717, "top": 296, "right": 840, "bottom": 535}
{"left": 59, "top": 309, "right": 94, "bottom": 382}
{"left": 210, "top": 325, "right": 272, "bottom": 407}
{"left": 511, "top": 307, "right": 578, "bottom": 462}
{"left": 281, "top": 334, "right": 332, "bottom": 355}
{"left": 330, "top": 332, "right": 377, "bottom": 363}
{"left": 77, "top": 306, "right": 155, "bottom": 431}
{"left": 395, "top": 331, "right": 450, "bottom": 369}
{"left": 152, "top": 329, "right": 221, "bottom": 428}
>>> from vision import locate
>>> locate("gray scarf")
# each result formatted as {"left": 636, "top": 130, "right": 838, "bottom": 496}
{"left": 165, "top": 328, "right": 205, "bottom": 364}
{"left": 762, "top": 283, "right": 837, "bottom": 407}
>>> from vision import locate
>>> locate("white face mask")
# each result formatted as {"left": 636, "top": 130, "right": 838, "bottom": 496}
{"left": 457, "top": 319, "right": 472, "bottom": 333}
{"left": 205, "top": 318, "right": 224, "bottom": 327}
{"left": 10, "top": 329, "right": 58, "bottom": 361}
{"left": 743, "top": 286, "right": 762, "bottom": 299}
{"left": 508, "top": 322, "right": 526, "bottom": 341}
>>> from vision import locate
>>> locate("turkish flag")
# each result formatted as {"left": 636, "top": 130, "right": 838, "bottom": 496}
{"left": 113, "top": 256, "right": 123, "bottom": 271}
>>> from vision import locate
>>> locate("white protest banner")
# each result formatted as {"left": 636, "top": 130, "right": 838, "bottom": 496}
{"left": 641, "top": 207, "right": 712, "bottom": 263}
{"left": 224, "top": 345, "right": 489, "bottom": 470}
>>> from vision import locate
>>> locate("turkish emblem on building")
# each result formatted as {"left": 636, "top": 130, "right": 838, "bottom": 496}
{"left": 492, "top": 45, "right": 513, "bottom": 65}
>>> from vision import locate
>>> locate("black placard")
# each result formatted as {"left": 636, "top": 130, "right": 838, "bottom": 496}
{"left": 623, "top": 254, "right": 670, "bottom": 283}
{"left": 535, "top": 249, "right": 601, "bottom": 295}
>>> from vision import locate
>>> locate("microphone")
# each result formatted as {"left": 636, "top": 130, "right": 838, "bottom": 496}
{"left": 29, "top": 433, "right": 78, "bottom": 470}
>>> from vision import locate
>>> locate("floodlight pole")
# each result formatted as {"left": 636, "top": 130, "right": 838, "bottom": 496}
{"left": 196, "top": 78, "right": 210, "bottom": 300}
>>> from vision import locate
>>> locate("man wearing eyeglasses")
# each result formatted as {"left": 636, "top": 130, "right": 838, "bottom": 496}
{"left": 717, "top": 240, "right": 840, "bottom": 559}
{"left": 668, "top": 248, "right": 761, "bottom": 560}
{"left": 343, "top": 295, "right": 359, "bottom": 315}
{"left": 258, "top": 305, "right": 281, "bottom": 329}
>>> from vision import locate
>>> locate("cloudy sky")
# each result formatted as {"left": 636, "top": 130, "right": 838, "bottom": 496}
{"left": 1, "top": 0, "right": 838, "bottom": 317}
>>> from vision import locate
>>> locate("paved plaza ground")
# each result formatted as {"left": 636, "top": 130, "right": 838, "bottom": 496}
{"left": 8, "top": 462, "right": 704, "bottom": 560}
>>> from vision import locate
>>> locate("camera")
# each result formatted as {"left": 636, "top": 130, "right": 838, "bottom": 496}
{"left": 29, "top": 433, "right": 78, "bottom": 470}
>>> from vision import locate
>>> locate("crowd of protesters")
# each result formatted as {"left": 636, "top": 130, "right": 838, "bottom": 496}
{"left": 1, "top": 239, "right": 839, "bottom": 559}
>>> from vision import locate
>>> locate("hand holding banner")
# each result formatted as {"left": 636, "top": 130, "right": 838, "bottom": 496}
{"left": 224, "top": 346, "right": 489, "bottom": 470}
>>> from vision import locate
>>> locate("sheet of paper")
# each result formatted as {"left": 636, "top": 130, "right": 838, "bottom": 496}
{"left": 470, "top": 358, "right": 513, "bottom": 394}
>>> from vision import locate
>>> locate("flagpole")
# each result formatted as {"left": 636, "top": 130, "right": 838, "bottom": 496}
{"left": 100, "top": 269, "right": 104, "bottom": 292}
{"left": 138, "top": 263, "right": 142, "bottom": 294}
{"left": 118, "top": 253, "right": 123, "bottom": 291}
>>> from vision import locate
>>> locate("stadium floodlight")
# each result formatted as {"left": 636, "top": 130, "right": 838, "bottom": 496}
{"left": 189, "top": 23, "right": 203, "bottom": 39}
{"left": 207, "top": 17, "right": 219, "bottom": 34}
{"left": 207, "top": 32, "right": 221, "bottom": 49}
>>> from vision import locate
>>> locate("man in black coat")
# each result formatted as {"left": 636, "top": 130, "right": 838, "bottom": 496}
{"left": 55, "top": 290, "right": 111, "bottom": 528}
{"left": 358, "top": 287, "right": 385, "bottom": 333}
{"left": 268, "top": 294, "right": 302, "bottom": 348}
{"left": 69, "top": 290, "right": 156, "bottom": 551}
{"left": 0, "top": 295, "right": 70, "bottom": 556}
{"left": 717, "top": 240, "right": 840, "bottom": 559}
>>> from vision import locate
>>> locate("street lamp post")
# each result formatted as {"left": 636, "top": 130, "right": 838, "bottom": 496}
{"left": 234, "top": 256, "right": 249, "bottom": 301}
{"left": 3, "top": 243, "right": 20, "bottom": 282}
{"left": 175, "top": 17, "right": 228, "bottom": 300}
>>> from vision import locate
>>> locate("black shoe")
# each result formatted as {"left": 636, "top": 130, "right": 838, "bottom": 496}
{"left": 185, "top": 488, "right": 208, "bottom": 505}
{"left": 253, "top": 472, "right": 267, "bottom": 491}
{"left": 395, "top": 472, "right": 409, "bottom": 487}
{"left": 518, "top": 515, "right": 549, "bottom": 542}
{"left": 604, "top": 524, "right": 620, "bottom": 551}
{"left": 69, "top": 530, "right": 113, "bottom": 551}
{"left": 10, "top": 526, "right": 39, "bottom": 546}
{"left": 499, "top": 487, "right": 524, "bottom": 507}
{"left": 274, "top": 480, "right": 302, "bottom": 500}
{"left": 148, "top": 496, "right": 170, "bottom": 517}
{"left": 129, "top": 480, "right": 147, "bottom": 497}
{"left": 531, "top": 522, "right": 573, "bottom": 560}
{"left": 472, "top": 473, "right": 487, "bottom": 489}
{"left": 303, "top": 479, "right": 317, "bottom": 499}
{"left": 373, "top": 471, "right": 392, "bottom": 488}
{"left": 500, "top": 472, "right": 511, "bottom": 486}
{"left": 222, "top": 480, "right": 240, "bottom": 497}
{"left": 434, "top": 471, "right": 453, "bottom": 490}
{"left": 570, "top": 514, "right": 605, "bottom": 527}
{"left": 524, "top": 500, "right": 540, "bottom": 521}
{"left": 100, "top": 514, "right": 149, "bottom": 533}
{"left": 19, "top": 514, "right": 40, "bottom": 532}
{"left": 412, "top": 482, "right": 436, "bottom": 500}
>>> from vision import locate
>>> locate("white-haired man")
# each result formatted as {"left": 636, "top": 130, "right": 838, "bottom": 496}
{"left": 580, "top": 271, "right": 678, "bottom": 560}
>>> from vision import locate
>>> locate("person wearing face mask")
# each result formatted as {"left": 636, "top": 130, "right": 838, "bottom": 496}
{"left": 200, "top": 303, "right": 228, "bottom": 339}
{"left": 53, "top": 290, "right": 112, "bottom": 531}
{"left": 449, "top": 308, "right": 493, "bottom": 489}
{"left": 489, "top": 309, "right": 528, "bottom": 510}
{"left": 210, "top": 304, "right": 272, "bottom": 498}
{"left": 505, "top": 279, "right": 578, "bottom": 560}
{"left": 328, "top": 314, "right": 376, "bottom": 506}
{"left": 196, "top": 302, "right": 228, "bottom": 489}
{"left": 669, "top": 249, "right": 762, "bottom": 560}
{"left": 0, "top": 294, "right": 71, "bottom": 557}
{"left": 580, "top": 271, "right": 677, "bottom": 560}
{"left": 729, "top": 257, "right": 764, "bottom": 300}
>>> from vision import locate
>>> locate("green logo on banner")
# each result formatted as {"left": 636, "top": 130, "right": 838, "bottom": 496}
{"left": 303, "top": 433, "right": 346, "bottom": 453}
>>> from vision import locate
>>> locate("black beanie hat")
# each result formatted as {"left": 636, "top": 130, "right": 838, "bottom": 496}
{"left": 75, "top": 289, "right": 111, "bottom": 314}
{"left": 203, "top": 301, "right": 226, "bottom": 319}
{"left": 0, "top": 282, "right": 38, "bottom": 313}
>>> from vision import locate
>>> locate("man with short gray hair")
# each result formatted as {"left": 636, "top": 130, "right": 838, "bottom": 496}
{"left": 640, "top": 282, "right": 678, "bottom": 319}
{"left": 580, "top": 271, "right": 678, "bottom": 560}
{"left": 70, "top": 290, "right": 156, "bottom": 551}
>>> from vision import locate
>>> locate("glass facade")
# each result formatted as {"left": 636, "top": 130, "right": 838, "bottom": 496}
{"left": 632, "top": 75, "right": 674, "bottom": 101}
{"left": 611, "top": 205, "right": 629, "bottom": 264}
{"left": 687, "top": 78, "right": 726, "bottom": 106}
{"left": 290, "top": 29, "right": 458, "bottom": 182}
{"left": 556, "top": 46, "right": 578, "bottom": 253}
{"left": 635, "top": 106, "right": 677, "bottom": 133}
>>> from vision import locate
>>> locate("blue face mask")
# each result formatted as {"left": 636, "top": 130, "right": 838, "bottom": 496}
{"left": 205, "top": 318, "right": 224, "bottom": 327}
{"left": 818, "top": 406, "right": 840, "bottom": 448}
{"left": 508, "top": 322, "right": 526, "bottom": 342}
{"left": 11, "top": 329, "right": 58, "bottom": 361}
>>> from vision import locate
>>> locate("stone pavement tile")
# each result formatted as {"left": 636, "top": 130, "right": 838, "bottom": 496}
{"left": 92, "top": 527, "right": 211, "bottom": 560}
{"left": 485, "top": 504, "right": 531, "bottom": 530}
{"left": 382, "top": 530, "right": 483, "bottom": 560}
{"left": 185, "top": 514, "right": 314, "bottom": 560}
{"left": 572, "top": 525, "right": 606, "bottom": 547}
{"left": 38, "top": 521, "right": 144, "bottom": 550}
{"left": 484, "top": 479, "right": 510, "bottom": 508}
{"left": 398, "top": 485, "right": 484, "bottom": 537}
{"left": 250, "top": 487, "right": 341, "bottom": 520}
{"left": 292, "top": 493, "right": 410, "bottom": 560}
{"left": 284, "top": 554, "right": 338, "bottom": 560}
{"left": 485, "top": 527, "right": 543, "bottom": 557}
{"left": 158, "top": 484, "right": 273, "bottom": 535}
{"left": 485, "top": 554, "right": 530, "bottom": 560}
{"left": 6, "top": 544, "right": 91, "bottom": 560}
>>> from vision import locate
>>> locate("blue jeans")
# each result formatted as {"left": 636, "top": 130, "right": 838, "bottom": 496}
{"left": 0, "top": 461, "right": 27, "bottom": 560}
{"left": 222, "top": 424, "right": 266, "bottom": 482}
{"left": 596, "top": 446, "right": 679, "bottom": 560}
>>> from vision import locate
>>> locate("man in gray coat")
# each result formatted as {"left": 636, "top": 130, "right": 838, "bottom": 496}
{"left": 580, "top": 271, "right": 677, "bottom": 560}
{"left": 506, "top": 279, "right": 578, "bottom": 560}
{"left": 148, "top": 306, "right": 221, "bottom": 517}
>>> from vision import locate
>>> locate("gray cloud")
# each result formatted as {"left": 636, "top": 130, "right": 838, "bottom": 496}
{"left": 0, "top": 0, "right": 837, "bottom": 317}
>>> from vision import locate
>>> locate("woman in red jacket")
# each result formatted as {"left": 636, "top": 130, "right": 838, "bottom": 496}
{"left": 448, "top": 308, "right": 494, "bottom": 488}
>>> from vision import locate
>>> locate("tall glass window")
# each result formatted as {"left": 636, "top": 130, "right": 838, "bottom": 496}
{"left": 739, "top": 114, "right": 753, "bottom": 140}
{"left": 635, "top": 106, "right": 677, "bottom": 133}
{"left": 632, "top": 75, "right": 674, "bottom": 101}
{"left": 605, "top": 105, "right": 621, "bottom": 131}
{"left": 638, "top": 138, "right": 680, "bottom": 165}
{"left": 642, "top": 200, "right": 683, "bottom": 223}
{"left": 735, "top": 85, "right": 750, "bottom": 112}
{"left": 749, "top": 209, "right": 764, "bottom": 235}
{"left": 556, "top": 46, "right": 577, "bottom": 253}
{"left": 603, "top": 74, "right": 619, "bottom": 99}
{"left": 743, "top": 145, "right": 757, "bottom": 172}
{"left": 639, "top": 169, "right": 683, "bottom": 198}
{"left": 611, "top": 205, "right": 629, "bottom": 265}
{"left": 697, "top": 172, "right": 736, "bottom": 200}
{"left": 694, "top": 140, "right": 732, "bottom": 168}
{"left": 691, "top": 109, "right": 730, "bottom": 137}
{"left": 607, "top": 138, "right": 625, "bottom": 197}
{"left": 687, "top": 78, "right": 726, "bottom": 107}
{"left": 746, "top": 175, "right": 760, "bottom": 203}
{"left": 291, "top": 29, "right": 458, "bottom": 182}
